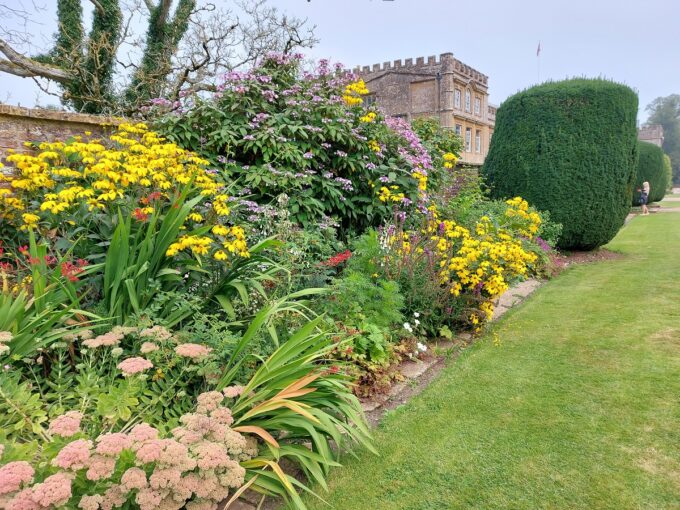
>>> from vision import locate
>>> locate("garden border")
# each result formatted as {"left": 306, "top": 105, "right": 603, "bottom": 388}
{"left": 228, "top": 278, "right": 543, "bottom": 510}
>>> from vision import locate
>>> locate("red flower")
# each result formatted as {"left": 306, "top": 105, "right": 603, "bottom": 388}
{"left": 132, "top": 208, "right": 149, "bottom": 222}
{"left": 323, "top": 250, "right": 352, "bottom": 267}
{"left": 18, "top": 245, "right": 28, "bottom": 255}
{"left": 61, "top": 261, "right": 85, "bottom": 282}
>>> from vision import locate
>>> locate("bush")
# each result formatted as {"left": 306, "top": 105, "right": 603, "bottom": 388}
{"left": 155, "top": 55, "right": 441, "bottom": 237}
{"left": 482, "top": 78, "right": 639, "bottom": 250}
{"left": 632, "top": 141, "right": 670, "bottom": 204}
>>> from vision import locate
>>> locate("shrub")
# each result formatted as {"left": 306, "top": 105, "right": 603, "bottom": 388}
{"left": 632, "top": 141, "right": 670, "bottom": 204}
{"left": 155, "top": 54, "right": 440, "bottom": 236}
{"left": 663, "top": 154, "right": 673, "bottom": 192}
{"left": 482, "top": 78, "right": 639, "bottom": 250}
{"left": 352, "top": 199, "right": 541, "bottom": 334}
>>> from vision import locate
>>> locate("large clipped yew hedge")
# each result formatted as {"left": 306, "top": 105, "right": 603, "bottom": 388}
{"left": 632, "top": 141, "right": 670, "bottom": 205}
{"left": 482, "top": 79, "right": 639, "bottom": 250}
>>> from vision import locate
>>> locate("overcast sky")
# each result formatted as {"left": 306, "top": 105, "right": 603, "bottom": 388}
{"left": 2, "top": 0, "right": 678, "bottom": 123}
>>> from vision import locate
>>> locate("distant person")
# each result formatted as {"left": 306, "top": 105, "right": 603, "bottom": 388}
{"left": 641, "top": 181, "right": 650, "bottom": 215}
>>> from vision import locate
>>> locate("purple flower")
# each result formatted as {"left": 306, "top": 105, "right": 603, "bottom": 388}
{"left": 303, "top": 151, "right": 314, "bottom": 159}
{"left": 243, "top": 135, "right": 255, "bottom": 141}
{"left": 379, "top": 176, "right": 390, "bottom": 183}
{"left": 335, "top": 150, "right": 347, "bottom": 157}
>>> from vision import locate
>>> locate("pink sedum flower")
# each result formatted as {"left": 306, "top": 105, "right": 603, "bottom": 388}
{"left": 174, "top": 343, "right": 212, "bottom": 359}
{"left": 135, "top": 488, "right": 164, "bottom": 510}
{"left": 222, "top": 385, "right": 245, "bottom": 398}
{"left": 52, "top": 439, "right": 92, "bottom": 470}
{"left": 100, "top": 484, "right": 126, "bottom": 510}
{"left": 0, "top": 461, "right": 34, "bottom": 495}
{"left": 120, "top": 467, "right": 148, "bottom": 492}
{"left": 85, "top": 455, "right": 116, "bottom": 481}
{"left": 140, "top": 342, "right": 159, "bottom": 354}
{"left": 30, "top": 472, "right": 73, "bottom": 507}
{"left": 83, "top": 332, "right": 123, "bottom": 349}
{"left": 6, "top": 488, "right": 40, "bottom": 510}
{"left": 196, "top": 391, "right": 223, "bottom": 413}
{"left": 117, "top": 357, "right": 153, "bottom": 376}
{"left": 78, "top": 494, "right": 103, "bottom": 510}
{"left": 129, "top": 423, "right": 159, "bottom": 445}
{"left": 48, "top": 410, "right": 83, "bottom": 438}
{"left": 95, "top": 433, "right": 132, "bottom": 457}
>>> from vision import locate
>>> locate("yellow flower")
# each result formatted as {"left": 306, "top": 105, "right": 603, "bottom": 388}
{"left": 22, "top": 213, "right": 40, "bottom": 225}
{"left": 359, "top": 112, "right": 377, "bottom": 123}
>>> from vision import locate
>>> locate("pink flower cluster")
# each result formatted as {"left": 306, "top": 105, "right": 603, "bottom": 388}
{"left": 384, "top": 116, "right": 434, "bottom": 175}
{"left": 0, "top": 393, "right": 255, "bottom": 510}
{"left": 174, "top": 343, "right": 212, "bottom": 360}
{"left": 83, "top": 331, "right": 123, "bottom": 349}
{"left": 117, "top": 357, "right": 153, "bottom": 376}
{"left": 48, "top": 411, "right": 83, "bottom": 438}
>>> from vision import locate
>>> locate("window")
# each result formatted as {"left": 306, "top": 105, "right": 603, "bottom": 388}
{"left": 465, "top": 127, "right": 472, "bottom": 152}
{"left": 364, "top": 95, "right": 376, "bottom": 107}
{"left": 465, "top": 90, "right": 471, "bottom": 112}
{"left": 475, "top": 130, "right": 482, "bottom": 153}
{"left": 454, "top": 89, "right": 461, "bottom": 108}
{"left": 474, "top": 97, "right": 481, "bottom": 115}
{"left": 455, "top": 124, "right": 462, "bottom": 136}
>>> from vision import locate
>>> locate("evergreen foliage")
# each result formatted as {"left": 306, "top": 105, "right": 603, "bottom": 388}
{"left": 632, "top": 141, "right": 670, "bottom": 204}
{"left": 482, "top": 78, "right": 639, "bottom": 250}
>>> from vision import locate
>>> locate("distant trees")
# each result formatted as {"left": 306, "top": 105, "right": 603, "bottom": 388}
{"left": 646, "top": 94, "right": 680, "bottom": 184}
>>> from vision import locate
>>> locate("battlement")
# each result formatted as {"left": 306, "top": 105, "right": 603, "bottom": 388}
{"left": 354, "top": 52, "right": 488, "bottom": 85}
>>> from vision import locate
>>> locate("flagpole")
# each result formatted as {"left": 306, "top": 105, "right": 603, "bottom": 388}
{"left": 537, "top": 41, "right": 541, "bottom": 83}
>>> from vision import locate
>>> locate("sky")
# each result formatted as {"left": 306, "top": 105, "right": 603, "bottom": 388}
{"left": 1, "top": 0, "right": 679, "bottom": 123}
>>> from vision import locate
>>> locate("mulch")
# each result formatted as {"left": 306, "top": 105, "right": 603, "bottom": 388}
{"left": 550, "top": 248, "right": 623, "bottom": 274}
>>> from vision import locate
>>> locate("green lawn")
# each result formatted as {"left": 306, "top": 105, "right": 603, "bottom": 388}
{"left": 305, "top": 214, "right": 680, "bottom": 510}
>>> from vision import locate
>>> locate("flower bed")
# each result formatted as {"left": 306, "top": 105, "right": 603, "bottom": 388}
{"left": 0, "top": 53, "right": 560, "bottom": 510}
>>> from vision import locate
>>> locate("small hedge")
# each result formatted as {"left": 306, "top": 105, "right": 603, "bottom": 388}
{"left": 632, "top": 141, "right": 670, "bottom": 204}
{"left": 482, "top": 78, "right": 638, "bottom": 250}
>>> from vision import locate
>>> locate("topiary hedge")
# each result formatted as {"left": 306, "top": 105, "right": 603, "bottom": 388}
{"left": 482, "top": 78, "right": 638, "bottom": 250}
{"left": 632, "top": 141, "right": 670, "bottom": 205}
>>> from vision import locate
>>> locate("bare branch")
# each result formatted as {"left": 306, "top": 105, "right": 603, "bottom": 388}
{"left": 0, "top": 38, "right": 73, "bottom": 82}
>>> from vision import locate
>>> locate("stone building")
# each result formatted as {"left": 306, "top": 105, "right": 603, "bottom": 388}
{"left": 638, "top": 124, "right": 664, "bottom": 147}
{"left": 354, "top": 52, "right": 496, "bottom": 166}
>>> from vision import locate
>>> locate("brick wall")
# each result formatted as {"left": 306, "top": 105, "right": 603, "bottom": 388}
{"left": 0, "top": 104, "right": 121, "bottom": 159}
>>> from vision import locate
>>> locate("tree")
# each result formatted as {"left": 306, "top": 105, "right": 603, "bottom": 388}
{"left": 482, "top": 78, "right": 638, "bottom": 251}
{"left": 0, "top": 0, "right": 316, "bottom": 114}
{"left": 632, "top": 141, "right": 670, "bottom": 205}
{"left": 646, "top": 94, "right": 680, "bottom": 184}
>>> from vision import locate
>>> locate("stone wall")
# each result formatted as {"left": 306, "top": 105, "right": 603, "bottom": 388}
{"left": 638, "top": 124, "right": 664, "bottom": 148}
{"left": 356, "top": 52, "right": 494, "bottom": 166}
{"left": 0, "top": 104, "right": 121, "bottom": 158}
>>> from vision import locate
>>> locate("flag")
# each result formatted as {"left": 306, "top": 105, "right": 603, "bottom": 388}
{"left": 536, "top": 41, "right": 541, "bottom": 57}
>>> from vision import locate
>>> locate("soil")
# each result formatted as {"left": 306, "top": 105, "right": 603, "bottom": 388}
{"left": 550, "top": 248, "right": 623, "bottom": 274}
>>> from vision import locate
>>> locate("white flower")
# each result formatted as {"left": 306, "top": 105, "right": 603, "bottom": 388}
{"left": 414, "top": 319, "right": 420, "bottom": 326}
{"left": 417, "top": 342, "right": 427, "bottom": 352}
{"left": 413, "top": 312, "right": 420, "bottom": 318}
{"left": 403, "top": 322, "right": 413, "bottom": 333}
{"left": 0, "top": 344, "right": 9, "bottom": 356}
